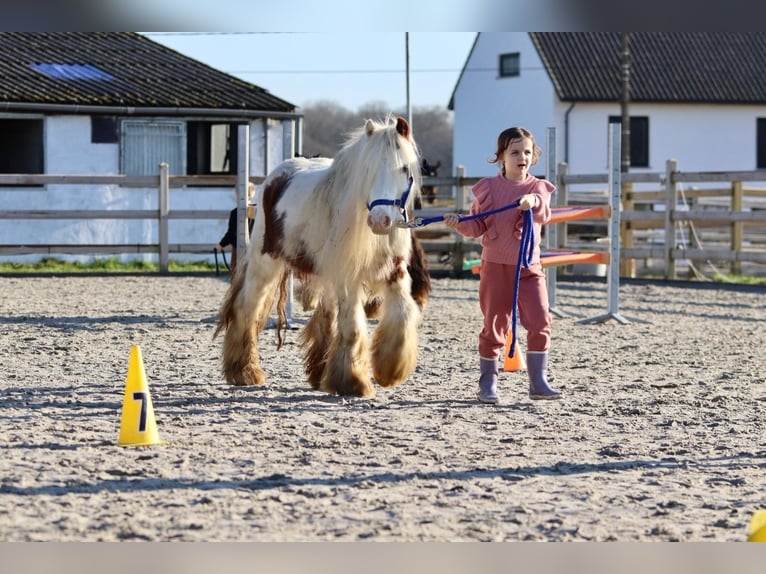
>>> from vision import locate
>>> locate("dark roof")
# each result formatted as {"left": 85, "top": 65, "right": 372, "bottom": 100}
{"left": 530, "top": 32, "right": 766, "bottom": 104}
{"left": 0, "top": 32, "right": 296, "bottom": 113}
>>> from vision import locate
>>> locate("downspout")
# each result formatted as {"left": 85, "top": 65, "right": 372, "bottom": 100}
{"left": 564, "top": 102, "right": 576, "bottom": 163}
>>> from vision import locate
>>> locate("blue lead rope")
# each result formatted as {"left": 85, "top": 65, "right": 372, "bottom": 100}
{"left": 508, "top": 208, "right": 534, "bottom": 359}
{"left": 398, "top": 199, "right": 534, "bottom": 360}
{"left": 400, "top": 199, "right": 521, "bottom": 228}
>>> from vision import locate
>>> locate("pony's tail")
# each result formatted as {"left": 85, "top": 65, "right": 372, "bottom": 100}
{"left": 409, "top": 233, "right": 431, "bottom": 310}
{"left": 275, "top": 270, "right": 289, "bottom": 350}
{"left": 213, "top": 258, "right": 247, "bottom": 340}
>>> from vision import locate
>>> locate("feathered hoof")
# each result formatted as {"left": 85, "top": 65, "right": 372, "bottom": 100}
{"left": 321, "top": 377, "right": 375, "bottom": 398}
{"left": 225, "top": 365, "right": 266, "bottom": 386}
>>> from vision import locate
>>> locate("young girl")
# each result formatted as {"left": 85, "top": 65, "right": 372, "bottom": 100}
{"left": 443, "top": 126, "right": 561, "bottom": 403}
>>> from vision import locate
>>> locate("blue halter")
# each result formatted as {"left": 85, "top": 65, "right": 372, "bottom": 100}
{"left": 367, "top": 175, "right": 414, "bottom": 223}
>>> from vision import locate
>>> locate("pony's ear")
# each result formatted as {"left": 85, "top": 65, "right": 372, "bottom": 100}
{"left": 365, "top": 119, "right": 375, "bottom": 136}
{"left": 395, "top": 116, "right": 410, "bottom": 139}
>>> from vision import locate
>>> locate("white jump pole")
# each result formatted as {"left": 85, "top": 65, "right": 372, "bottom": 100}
{"left": 578, "top": 123, "right": 637, "bottom": 325}
{"left": 545, "top": 126, "right": 571, "bottom": 318}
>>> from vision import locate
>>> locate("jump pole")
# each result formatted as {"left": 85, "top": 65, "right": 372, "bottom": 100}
{"left": 578, "top": 123, "right": 641, "bottom": 325}
{"left": 544, "top": 127, "right": 572, "bottom": 318}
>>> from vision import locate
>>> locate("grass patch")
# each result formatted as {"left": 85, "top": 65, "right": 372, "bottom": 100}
{"left": 0, "top": 257, "right": 217, "bottom": 274}
{"left": 711, "top": 273, "right": 766, "bottom": 286}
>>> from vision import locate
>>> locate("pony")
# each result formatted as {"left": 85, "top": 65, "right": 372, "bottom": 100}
{"left": 214, "top": 115, "right": 431, "bottom": 398}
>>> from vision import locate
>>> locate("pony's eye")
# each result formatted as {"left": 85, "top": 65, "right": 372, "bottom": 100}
{"left": 401, "top": 166, "right": 409, "bottom": 174}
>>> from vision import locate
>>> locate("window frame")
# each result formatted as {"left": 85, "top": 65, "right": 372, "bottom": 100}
{"left": 0, "top": 117, "right": 44, "bottom": 186}
{"left": 498, "top": 52, "right": 521, "bottom": 78}
{"left": 608, "top": 115, "right": 649, "bottom": 168}
{"left": 757, "top": 118, "right": 766, "bottom": 169}
{"left": 186, "top": 121, "right": 242, "bottom": 177}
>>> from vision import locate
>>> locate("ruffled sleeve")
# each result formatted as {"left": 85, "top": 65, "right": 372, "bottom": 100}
{"left": 530, "top": 178, "right": 554, "bottom": 224}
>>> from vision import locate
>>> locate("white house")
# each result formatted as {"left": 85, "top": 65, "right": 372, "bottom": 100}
{"left": 0, "top": 32, "right": 302, "bottom": 263}
{"left": 450, "top": 32, "right": 766, "bottom": 186}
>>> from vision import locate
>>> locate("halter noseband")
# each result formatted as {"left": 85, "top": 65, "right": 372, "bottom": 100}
{"left": 367, "top": 175, "right": 414, "bottom": 223}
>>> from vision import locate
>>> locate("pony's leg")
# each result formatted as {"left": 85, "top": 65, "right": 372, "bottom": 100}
{"left": 215, "top": 253, "right": 284, "bottom": 386}
{"left": 298, "top": 296, "right": 336, "bottom": 390}
{"left": 372, "top": 263, "right": 421, "bottom": 388}
{"left": 320, "top": 288, "right": 374, "bottom": 397}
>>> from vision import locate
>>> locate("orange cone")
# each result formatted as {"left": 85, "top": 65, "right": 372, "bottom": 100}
{"left": 503, "top": 330, "right": 526, "bottom": 372}
{"left": 118, "top": 345, "right": 164, "bottom": 446}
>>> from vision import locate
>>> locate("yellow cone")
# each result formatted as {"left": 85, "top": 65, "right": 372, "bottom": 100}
{"left": 748, "top": 510, "right": 766, "bottom": 542}
{"left": 503, "top": 332, "right": 526, "bottom": 372}
{"left": 118, "top": 345, "right": 163, "bottom": 446}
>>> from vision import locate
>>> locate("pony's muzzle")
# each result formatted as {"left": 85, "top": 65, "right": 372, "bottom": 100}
{"left": 367, "top": 211, "right": 393, "bottom": 234}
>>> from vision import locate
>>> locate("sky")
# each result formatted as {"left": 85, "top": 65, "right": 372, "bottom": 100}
{"left": 143, "top": 32, "right": 477, "bottom": 112}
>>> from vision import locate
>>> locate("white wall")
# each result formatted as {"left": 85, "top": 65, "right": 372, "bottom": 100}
{"left": 562, "top": 103, "right": 766, "bottom": 190}
{"left": 0, "top": 115, "right": 294, "bottom": 264}
{"left": 453, "top": 33, "right": 766, "bottom": 194}
{"left": 452, "top": 32, "right": 556, "bottom": 179}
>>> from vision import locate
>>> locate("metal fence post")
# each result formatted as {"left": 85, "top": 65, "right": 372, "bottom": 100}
{"left": 159, "top": 162, "right": 169, "bottom": 273}
{"left": 664, "top": 159, "right": 678, "bottom": 280}
{"left": 452, "top": 165, "right": 467, "bottom": 275}
{"left": 237, "top": 124, "right": 251, "bottom": 258}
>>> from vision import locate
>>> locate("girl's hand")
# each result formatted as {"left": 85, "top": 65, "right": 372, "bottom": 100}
{"left": 442, "top": 213, "right": 461, "bottom": 228}
{"left": 518, "top": 194, "right": 537, "bottom": 211}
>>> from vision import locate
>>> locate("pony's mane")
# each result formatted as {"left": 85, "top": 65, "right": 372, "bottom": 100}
{"left": 314, "top": 114, "right": 421, "bottom": 280}
{"left": 331, "top": 114, "right": 421, "bottom": 206}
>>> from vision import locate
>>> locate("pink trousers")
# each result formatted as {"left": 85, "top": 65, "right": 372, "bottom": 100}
{"left": 478, "top": 261, "right": 551, "bottom": 359}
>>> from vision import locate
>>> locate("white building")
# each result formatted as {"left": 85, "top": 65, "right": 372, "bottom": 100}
{"left": 0, "top": 32, "right": 302, "bottom": 263}
{"left": 450, "top": 33, "right": 766, "bottom": 183}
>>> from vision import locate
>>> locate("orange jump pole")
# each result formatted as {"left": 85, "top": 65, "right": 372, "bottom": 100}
{"left": 467, "top": 250, "right": 610, "bottom": 274}
{"left": 549, "top": 204, "right": 611, "bottom": 225}
{"left": 540, "top": 250, "right": 610, "bottom": 268}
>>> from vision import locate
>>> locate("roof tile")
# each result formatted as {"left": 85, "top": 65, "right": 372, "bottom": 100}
{"left": 530, "top": 32, "right": 766, "bottom": 104}
{"left": 0, "top": 32, "right": 296, "bottom": 112}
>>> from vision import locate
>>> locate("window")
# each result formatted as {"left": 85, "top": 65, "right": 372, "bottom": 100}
{"left": 187, "top": 121, "right": 241, "bottom": 176}
{"left": 91, "top": 116, "right": 119, "bottom": 144}
{"left": 499, "top": 52, "right": 520, "bottom": 78}
{"left": 608, "top": 116, "right": 649, "bottom": 168}
{"left": 757, "top": 118, "right": 766, "bottom": 169}
{"left": 121, "top": 120, "right": 185, "bottom": 176}
{"left": 0, "top": 118, "right": 44, "bottom": 185}
{"left": 119, "top": 119, "right": 242, "bottom": 178}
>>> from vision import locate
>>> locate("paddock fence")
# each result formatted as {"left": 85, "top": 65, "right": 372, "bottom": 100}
{"left": 1, "top": 161, "right": 765, "bottom": 278}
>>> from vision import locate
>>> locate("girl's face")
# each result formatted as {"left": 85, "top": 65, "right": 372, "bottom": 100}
{"left": 501, "top": 137, "right": 534, "bottom": 181}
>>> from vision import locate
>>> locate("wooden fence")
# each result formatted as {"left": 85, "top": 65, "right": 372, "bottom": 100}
{"left": 1, "top": 160, "right": 765, "bottom": 278}
{"left": 556, "top": 160, "right": 766, "bottom": 279}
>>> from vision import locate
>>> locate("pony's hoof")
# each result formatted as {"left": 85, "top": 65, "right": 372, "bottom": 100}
{"left": 225, "top": 367, "right": 266, "bottom": 386}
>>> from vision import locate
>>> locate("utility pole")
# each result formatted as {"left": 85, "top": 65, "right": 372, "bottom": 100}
{"left": 619, "top": 32, "right": 635, "bottom": 277}
{"left": 405, "top": 32, "right": 412, "bottom": 130}
{"left": 620, "top": 32, "right": 631, "bottom": 174}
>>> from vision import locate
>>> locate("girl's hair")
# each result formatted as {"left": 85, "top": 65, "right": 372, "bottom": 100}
{"left": 488, "top": 127, "right": 542, "bottom": 174}
{"left": 234, "top": 181, "right": 257, "bottom": 203}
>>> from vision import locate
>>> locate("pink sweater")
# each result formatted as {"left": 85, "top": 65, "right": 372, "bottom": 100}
{"left": 454, "top": 174, "right": 554, "bottom": 265}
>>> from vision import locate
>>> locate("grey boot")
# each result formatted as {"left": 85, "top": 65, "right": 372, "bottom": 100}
{"left": 477, "top": 357, "right": 499, "bottom": 404}
{"left": 527, "top": 352, "right": 561, "bottom": 400}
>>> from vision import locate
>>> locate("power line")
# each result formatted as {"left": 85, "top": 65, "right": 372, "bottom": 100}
{"left": 144, "top": 32, "right": 297, "bottom": 36}
{"left": 227, "top": 67, "right": 544, "bottom": 76}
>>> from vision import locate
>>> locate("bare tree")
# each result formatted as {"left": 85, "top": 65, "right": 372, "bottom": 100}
{"left": 300, "top": 101, "right": 454, "bottom": 176}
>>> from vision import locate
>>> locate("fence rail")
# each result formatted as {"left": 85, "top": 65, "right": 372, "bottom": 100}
{"left": 1, "top": 160, "right": 765, "bottom": 278}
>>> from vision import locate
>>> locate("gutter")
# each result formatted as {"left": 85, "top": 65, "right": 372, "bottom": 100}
{"left": 563, "top": 102, "right": 576, "bottom": 163}
{"left": 0, "top": 101, "right": 304, "bottom": 121}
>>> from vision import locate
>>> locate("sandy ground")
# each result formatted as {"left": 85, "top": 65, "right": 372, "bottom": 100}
{"left": 0, "top": 272, "right": 764, "bottom": 542}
